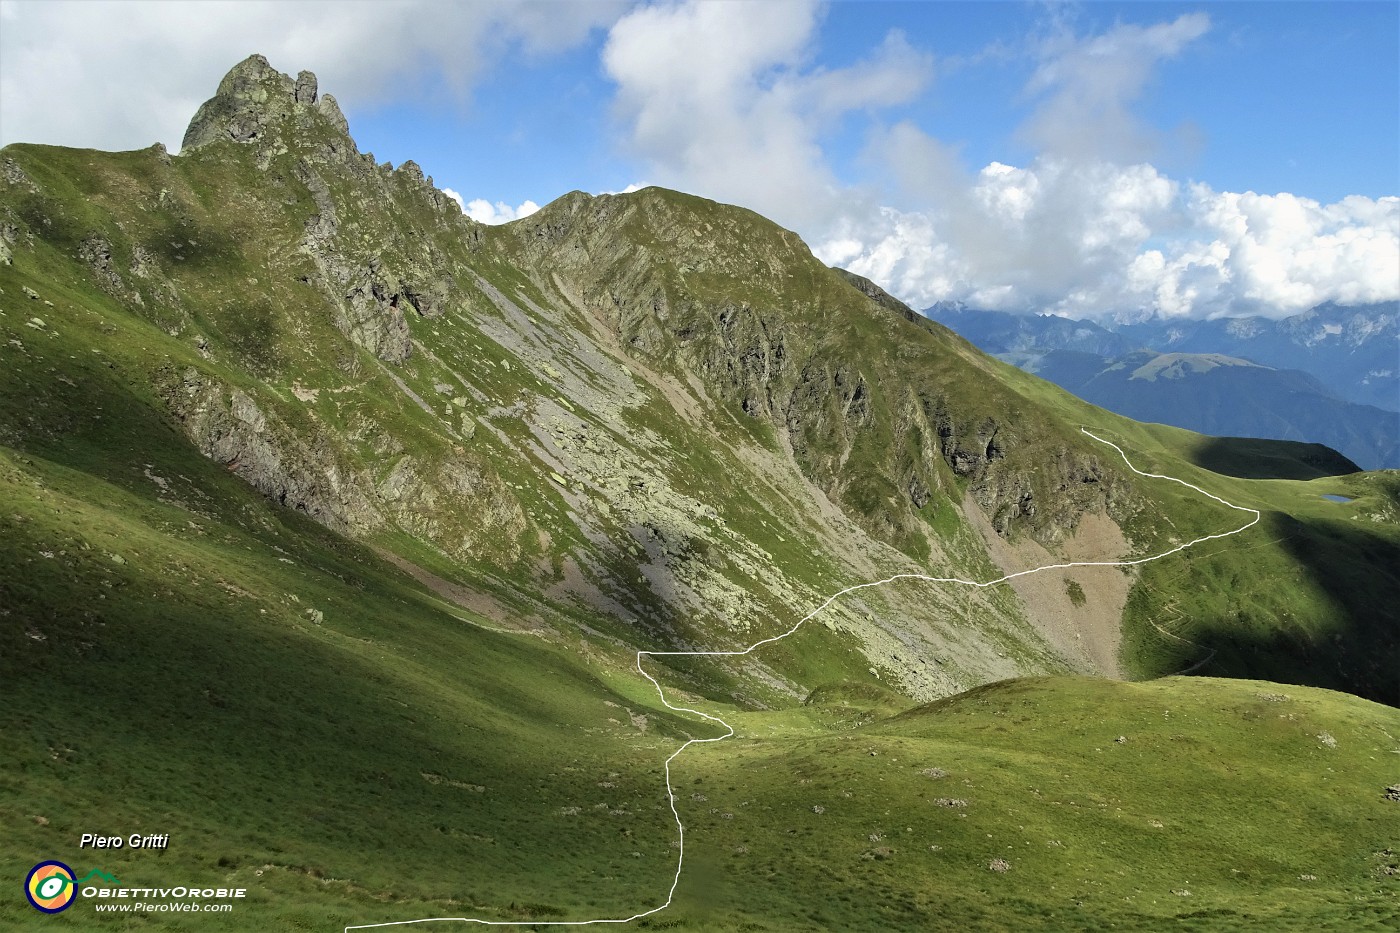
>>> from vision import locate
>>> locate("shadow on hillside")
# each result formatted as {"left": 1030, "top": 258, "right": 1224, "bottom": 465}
{"left": 1181, "top": 514, "right": 1400, "bottom": 707}
{"left": 1190, "top": 436, "right": 1360, "bottom": 481}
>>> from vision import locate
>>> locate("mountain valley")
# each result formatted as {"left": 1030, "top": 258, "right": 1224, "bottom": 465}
{"left": 2, "top": 56, "right": 1397, "bottom": 931}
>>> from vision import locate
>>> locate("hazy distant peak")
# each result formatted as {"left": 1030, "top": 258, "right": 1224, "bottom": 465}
{"left": 1128, "top": 352, "right": 1266, "bottom": 382}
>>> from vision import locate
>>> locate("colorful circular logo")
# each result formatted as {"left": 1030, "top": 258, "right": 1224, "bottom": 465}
{"left": 25, "top": 861, "right": 77, "bottom": 913}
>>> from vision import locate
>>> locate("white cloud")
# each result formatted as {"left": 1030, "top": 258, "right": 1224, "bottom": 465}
{"left": 1022, "top": 12, "right": 1211, "bottom": 163}
{"left": 602, "top": 3, "right": 1335, "bottom": 320}
{"left": 0, "top": 0, "right": 626, "bottom": 151}
{"left": 594, "top": 182, "right": 648, "bottom": 196}
{"left": 602, "top": 0, "right": 931, "bottom": 232}
{"left": 444, "top": 192, "right": 541, "bottom": 225}
{"left": 804, "top": 31, "right": 931, "bottom": 120}
{"left": 1169, "top": 187, "right": 1400, "bottom": 316}
{"left": 819, "top": 157, "right": 1399, "bottom": 319}
{"left": 819, "top": 141, "right": 1184, "bottom": 312}
{"left": 809, "top": 11, "right": 1399, "bottom": 320}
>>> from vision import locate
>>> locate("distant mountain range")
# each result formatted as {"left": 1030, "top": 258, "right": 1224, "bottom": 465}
{"left": 927, "top": 304, "right": 1399, "bottom": 470}
{"left": 928, "top": 301, "right": 1398, "bottom": 410}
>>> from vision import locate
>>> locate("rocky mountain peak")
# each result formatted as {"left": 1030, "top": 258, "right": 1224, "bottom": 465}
{"left": 181, "top": 53, "right": 350, "bottom": 152}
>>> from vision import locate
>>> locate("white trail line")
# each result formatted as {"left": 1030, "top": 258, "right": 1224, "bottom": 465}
{"left": 347, "top": 428, "right": 1260, "bottom": 931}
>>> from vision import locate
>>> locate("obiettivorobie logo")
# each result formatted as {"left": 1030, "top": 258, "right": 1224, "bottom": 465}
{"left": 25, "top": 862, "right": 121, "bottom": 914}
{"left": 24, "top": 861, "right": 245, "bottom": 915}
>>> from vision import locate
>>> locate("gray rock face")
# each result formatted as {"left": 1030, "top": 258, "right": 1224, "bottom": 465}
{"left": 78, "top": 235, "right": 127, "bottom": 296}
{"left": 832, "top": 267, "right": 922, "bottom": 325}
{"left": 178, "top": 55, "right": 476, "bottom": 365}
{"left": 294, "top": 69, "right": 318, "bottom": 104}
{"left": 293, "top": 161, "right": 417, "bottom": 362}
{"left": 402, "top": 274, "right": 454, "bottom": 319}
{"left": 507, "top": 188, "right": 1131, "bottom": 548}
{"left": 167, "top": 368, "right": 381, "bottom": 534}
{"left": 317, "top": 94, "right": 349, "bottom": 136}
{"left": 181, "top": 54, "right": 290, "bottom": 149}
{"left": 181, "top": 54, "right": 347, "bottom": 152}
{"left": 162, "top": 363, "right": 526, "bottom": 565}
{"left": 2, "top": 158, "right": 37, "bottom": 191}
{"left": 128, "top": 243, "right": 158, "bottom": 278}
{"left": 0, "top": 220, "right": 16, "bottom": 265}
{"left": 342, "top": 260, "right": 414, "bottom": 363}
{"left": 287, "top": 137, "right": 467, "bottom": 362}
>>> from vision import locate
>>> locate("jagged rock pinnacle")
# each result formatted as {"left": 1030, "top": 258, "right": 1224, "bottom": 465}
{"left": 317, "top": 93, "right": 350, "bottom": 137}
{"left": 294, "top": 69, "right": 318, "bottom": 105}
{"left": 181, "top": 54, "right": 350, "bottom": 153}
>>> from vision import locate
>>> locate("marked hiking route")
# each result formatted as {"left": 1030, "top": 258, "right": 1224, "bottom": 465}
{"left": 346, "top": 428, "right": 1261, "bottom": 931}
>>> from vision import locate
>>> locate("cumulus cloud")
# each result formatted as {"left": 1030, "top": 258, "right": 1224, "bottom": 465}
{"left": 0, "top": 0, "right": 626, "bottom": 151}
{"left": 816, "top": 155, "right": 1181, "bottom": 312}
{"left": 441, "top": 188, "right": 540, "bottom": 224}
{"left": 602, "top": 0, "right": 931, "bottom": 231}
{"left": 808, "top": 10, "right": 1399, "bottom": 319}
{"left": 1149, "top": 187, "right": 1400, "bottom": 316}
{"left": 820, "top": 159, "right": 1398, "bottom": 319}
{"left": 601, "top": 2, "right": 1329, "bottom": 319}
{"left": 597, "top": 182, "right": 648, "bottom": 195}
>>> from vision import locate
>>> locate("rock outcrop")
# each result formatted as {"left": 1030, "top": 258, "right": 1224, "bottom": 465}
{"left": 505, "top": 188, "right": 1131, "bottom": 550}
{"left": 166, "top": 368, "right": 381, "bottom": 534}
{"left": 291, "top": 156, "right": 461, "bottom": 362}
{"left": 181, "top": 54, "right": 353, "bottom": 154}
{"left": 179, "top": 57, "right": 473, "bottom": 364}
{"left": 293, "top": 69, "right": 318, "bottom": 105}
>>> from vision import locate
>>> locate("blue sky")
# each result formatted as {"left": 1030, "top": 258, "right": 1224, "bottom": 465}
{"left": 346, "top": 2, "right": 1399, "bottom": 211}
{"left": 2, "top": 0, "right": 1396, "bottom": 319}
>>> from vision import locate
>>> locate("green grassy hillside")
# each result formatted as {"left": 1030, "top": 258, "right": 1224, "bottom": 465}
{"left": 6, "top": 500, "right": 1397, "bottom": 933}
{"left": 0, "top": 439, "right": 715, "bottom": 929}
{"left": 659, "top": 676, "right": 1400, "bottom": 931}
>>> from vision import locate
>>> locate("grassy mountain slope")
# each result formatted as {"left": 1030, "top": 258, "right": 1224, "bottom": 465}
{"left": 672, "top": 676, "right": 1400, "bottom": 931}
{"left": 2, "top": 55, "right": 1398, "bottom": 930}
{"left": 0, "top": 442, "right": 708, "bottom": 928}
